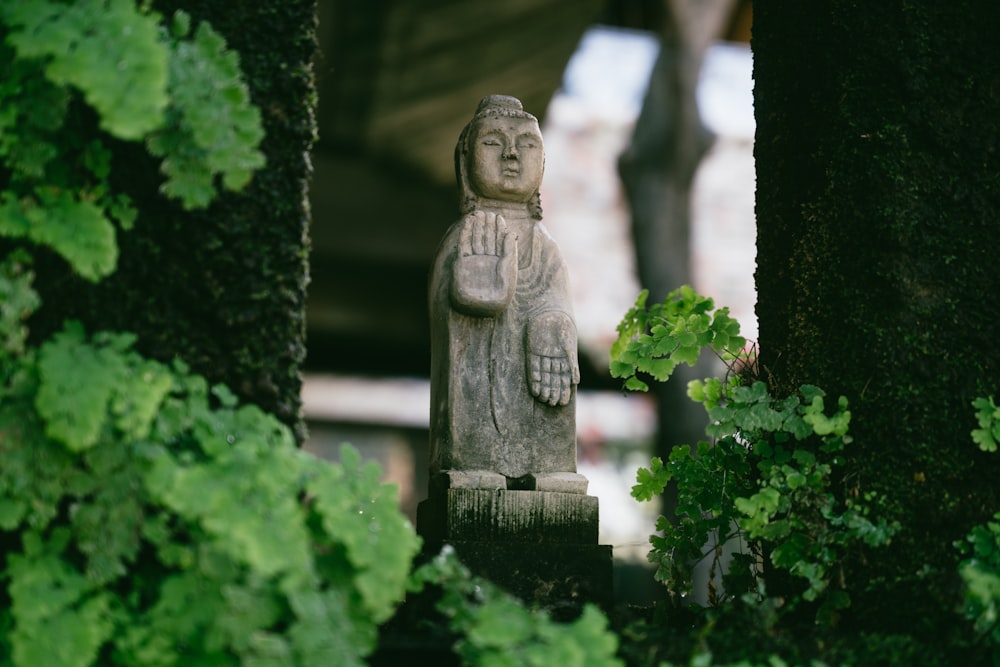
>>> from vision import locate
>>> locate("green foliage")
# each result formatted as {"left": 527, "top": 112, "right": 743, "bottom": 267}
{"left": 632, "top": 381, "right": 896, "bottom": 621}
{"left": 147, "top": 12, "right": 266, "bottom": 209}
{"left": 959, "top": 512, "right": 1000, "bottom": 654}
{"left": 614, "top": 288, "right": 1000, "bottom": 665}
{"left": 412, "top": 548, "right": 624, "bottom": 667}
{"left": 1, "top": 321, "right": 422, "bottom": 666}
{"left": 0, "top": 189, "right": 120, "bottom": 281}
{"left": 0, "top": 251, "right": 39, "bottom": 360}
{"left": 1, "top": 0, "right": 168, "bottom": 140}
{"left": 0, "top": 4, "right": 421, "bottom": 666}
{"left": 610, "top": 286, "right": 746, "bottom": 392}
{"left": 614, "top": 287, "right": 905, "bottom": 664}
{"left": 0, "top": 1, "right": 265, "bottom": 284}
{"left": 617, "top": 288, "right": 896, "bottom": 622}
{"left": 659, "top": 655, "right": 825, "bottom": 667}
{"left": 971, "top": 395, "right": 1000, "bottom": 453}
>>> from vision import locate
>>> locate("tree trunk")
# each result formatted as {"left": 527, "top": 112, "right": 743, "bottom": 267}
{"left": 754, "top": 0, "right": 1000, "bottom": 637}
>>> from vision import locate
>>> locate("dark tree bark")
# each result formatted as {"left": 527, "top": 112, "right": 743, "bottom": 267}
{"left": 754, "top": 0, "right": 1000, "bottom": 638}
{"left": 34, "top": 2, "right": 318, "bottom": 442}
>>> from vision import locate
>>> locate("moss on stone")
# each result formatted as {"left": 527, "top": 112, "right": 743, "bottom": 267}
{"left": 754, "top": 0, "right": 1000, "bottom": 641}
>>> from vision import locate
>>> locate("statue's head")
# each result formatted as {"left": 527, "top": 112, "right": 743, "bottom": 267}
{"left": 455, "top": 95, "right": 544, "bottom": 219}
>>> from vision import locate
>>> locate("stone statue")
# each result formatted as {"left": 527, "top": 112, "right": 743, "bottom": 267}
{"left": 428, "top": 94, "right": 586, "bottom": 494}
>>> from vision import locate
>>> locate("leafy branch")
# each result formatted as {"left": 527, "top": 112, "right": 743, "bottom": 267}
{"left": 615, "top": 288, "right": 896, "bottom": 624}
{"left": 610, "top": 286, "right": 746, "bottom": 392}
{"left": 412, "top": 547, "right": 624, "bottom": 667}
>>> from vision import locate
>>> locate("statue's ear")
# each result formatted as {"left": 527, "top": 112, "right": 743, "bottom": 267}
{"left": 455, "top": 122, "right": 477, "bottom": 213}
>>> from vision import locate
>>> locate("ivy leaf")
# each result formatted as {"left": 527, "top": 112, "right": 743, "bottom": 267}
{"left": 7, "top": 536, "right": 115, "bottom": 667}
{"left": 286, "top": 588, "right": 372, "bottom": 667}
{"left": 145, "top": 432, "right": 315, "bottom": 581}
{"left": 35, "top": 323, "right": 125, "bottom": 451}
{"left": 2, "top": 0, "right": 169, "bottom": 140}
{"left": 0, "top": 251, "right": 40, "bottom": 358}
{"left": 148, "top": 15, "right": 266, "bottom": 209}
{"left": 972, "top": 396, "right": 1000, "bottom": 453}
{"left": 0, "top": 189, "right": 117, "bottom": 281}
{"left": 306, "top": 444, "right": 421, "bottom": 624}
{"left": 631, "top": 456, "right": 673, "bottom": 502}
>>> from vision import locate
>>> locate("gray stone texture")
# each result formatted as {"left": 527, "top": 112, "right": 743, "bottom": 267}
{"left": 429, "top": 95, "right": 581, "bottom": 484}
{"left": 417, "top": 489, "right": 598, "bottom": 544}
{"left": 417, "top": 489, "right": 612, "bottom": 613}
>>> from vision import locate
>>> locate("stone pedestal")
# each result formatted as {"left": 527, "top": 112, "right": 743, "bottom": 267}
{"left": 417, "top": 489, "right": 613, "bottom": 613}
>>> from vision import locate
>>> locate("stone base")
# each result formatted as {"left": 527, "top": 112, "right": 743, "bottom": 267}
{"left": 416, "top": 489, "right": 613, "bottom": 613}
{"left": 429, "top": 470, "right": 589, "bottom": 495}
{"left": 418, "top": 488, "right": 598, "bottom": 544}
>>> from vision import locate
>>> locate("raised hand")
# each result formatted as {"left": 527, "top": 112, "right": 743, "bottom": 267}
{"left": 459, "top": 209, "right": 514, "bottom": 258}
{"left": 450, "top": 210, "right": 517, "bottom": 315}
{"left": 526, "top": 312, "right": 580, "bottom": 407}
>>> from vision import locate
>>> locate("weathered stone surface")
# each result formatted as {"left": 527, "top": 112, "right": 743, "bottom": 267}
{"left": 417, "top": 489, "right": 598, "bottom": 545}
{"left": 428, "top": 95, "right": 583, "bottom": 487}
{"left": 521, "top": 471, "right": 589, "bottom": 494}
{"left": 430, "top": 470, "right": 506, "bottom": 495}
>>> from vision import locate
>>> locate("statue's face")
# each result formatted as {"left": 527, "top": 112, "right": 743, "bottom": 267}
{"left": 468, "top": 116, "right": 544, "bottom": 203}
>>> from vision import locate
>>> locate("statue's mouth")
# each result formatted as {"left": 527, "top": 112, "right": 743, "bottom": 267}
{"left": 502, "top": 167, "right": 519, "bottom": 177}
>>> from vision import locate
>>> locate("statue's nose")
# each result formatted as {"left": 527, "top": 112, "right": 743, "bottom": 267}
{"left": 502, "top": 145, "right": 519, "bottom": 160}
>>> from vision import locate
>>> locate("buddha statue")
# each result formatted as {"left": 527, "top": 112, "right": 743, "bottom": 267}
{"left": 428, "top": 94, "right": 586, "bottom": 494}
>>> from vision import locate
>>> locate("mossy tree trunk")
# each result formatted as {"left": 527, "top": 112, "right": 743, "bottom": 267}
{"left": 34, "top": 1, "right": 318, "bottom": 442}
{"left": 754, "top": 0, "right": 1000, "bottom": 639}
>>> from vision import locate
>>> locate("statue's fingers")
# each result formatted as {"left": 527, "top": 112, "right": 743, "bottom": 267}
{"left": 539, "top": 357, "right": 553, "bottom": 403}
{"left": 551, "top": 360, "right": 569, "bottom": 406}
{"left": 558, "top": 373, "right": 572, "bottom": 406}
{"left": 459, "top": 217, "right": 473, "bottom": 256}
{"left": 496, "top": 216, "right": 509, "bottom": 256}
{"left": 472, "top": 214, "right": 486, "bottom": 254}
{"left": 498, "top": 225, "right": 512, "bottom": 258}
{"left": 484, "top": 215, "right": 496, "bottom": 255}
{"left": 529, "top": 354, "right": 542, "bottom": 396}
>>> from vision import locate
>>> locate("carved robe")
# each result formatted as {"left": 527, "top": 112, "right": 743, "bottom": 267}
{"left": 429, "top": 215, "right": 577, "bottom": 478}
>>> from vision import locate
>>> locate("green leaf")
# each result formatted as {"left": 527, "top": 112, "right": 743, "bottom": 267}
{"left": 3, "top": 0, "right": 169, "bottom": 139}
{"left": 972, "top": 428, "right": 998, "bottom": 453}
{"left": 35, "top": 323, "right": 124, "bottom": 451}
{"left": 8, "top": 540, "right": 115, "bottom": 667}
{"left": 0, "top": 250, "right": 41, "bottom": 358}
{"left": 146, "top": 432, "right": 315, "bottom": 581}
{"left": 0, "top": 189, "right": 117, "bottom": 281}
{"left": 972, "top": 396, "right": 1000, "bottom": 453}
{"left": 609, "top": 360, "right": 634, "bottom": 378}
{"left": 771, "top": 532, "right": 810, "bottom": 569}
{"left": 286, "top": 588, "right": 372, "bottom": 667}
{"left": 624, "top": 376, "right": 649, "bottom": 392}
{"left": 307, "top": 445, "right": 420, "bottom": 623}
{"left": 148, "top": 17, "right": 265, "bottom": 209}
{"left": 466, "top": 596, "right": 535, "bottom": 648}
